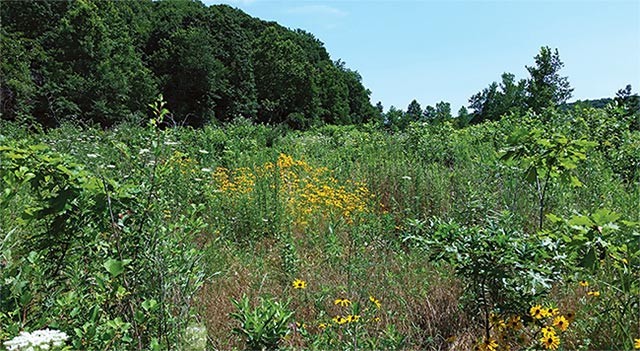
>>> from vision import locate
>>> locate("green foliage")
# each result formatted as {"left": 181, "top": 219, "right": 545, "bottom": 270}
{"left": 406, "top": 214, "right": 566, "bottom": 339}
{"left": 230, "top": 295, "right": 294, "bottom": 351}
{"left": 0, "top": 30, "right": 39, "bottom": 122}
{"left": 1, "top": 0, "right": 375, "bottom": 129}
{"left": 1, "top": 95, "right": 639, "bottom": 350}
{"left": 501, "top": 126, "right": 596, "bottom": 229}
{"left": 468, "top": 47, "right": 573, "bottom": 123}
{"left": 526, "top": 46, "right": 573, "bottom": 114}
{"left": 0, "top": 104, "right": 205, "bottom": 349}
{"left": 469, "top": 73, "right": 527, "bottom": 123}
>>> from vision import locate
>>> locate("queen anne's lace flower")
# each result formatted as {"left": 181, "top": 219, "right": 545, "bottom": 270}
{"left": 4, "top": 329, "right": 69, "bottom": 351}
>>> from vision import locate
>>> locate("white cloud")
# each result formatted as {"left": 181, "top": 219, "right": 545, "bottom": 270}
{"left": 286, "top": 5, "right": 347, "bottom": 17}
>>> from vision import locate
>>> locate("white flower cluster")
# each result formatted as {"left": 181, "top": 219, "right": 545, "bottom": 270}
{"left": 4, "top": 329, "right": 69, "bottom": 351}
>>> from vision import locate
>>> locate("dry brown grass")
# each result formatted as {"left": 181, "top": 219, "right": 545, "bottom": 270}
{"left": 198, "top": 225, "right": 484, "bottom": 350}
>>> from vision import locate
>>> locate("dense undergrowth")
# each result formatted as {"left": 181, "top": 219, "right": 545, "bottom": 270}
{"left": 1, "top": 104, "right": 639, "bottom": 350}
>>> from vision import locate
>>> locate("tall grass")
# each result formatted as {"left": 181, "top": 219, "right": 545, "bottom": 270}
{"left": 1, "top": 111, "right": 638, "bottom": 350}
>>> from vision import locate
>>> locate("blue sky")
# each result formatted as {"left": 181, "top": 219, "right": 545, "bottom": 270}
{"left": 204, "top": 0, "right": 639, "bottom": 112}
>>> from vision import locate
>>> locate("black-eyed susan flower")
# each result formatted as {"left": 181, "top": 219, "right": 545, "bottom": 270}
{"left": 565, "top": 311, "right": 575, "bottom": 322}
{"left": 332, "top": 315, "right": 348, "bottom": 325}
{"left": 530, "top": 305, "right": 545, "bottom": 319}
{"left": 553, "top": 316, "right": 569, "bottom": 332}
{"left": 579, "top": 280, "right": 589, "bottom": 287}
{"left": 546, "top": 307, "right": 559, "bottom": 316}
{"left": 482, "top": 337, "right": 498, "bottom": 351}
{"left": 541, "top": 333, "right": 560, "bottom": 350}
{"left": 318, "top": 323, "right": 328, "bottom": 330}
{"left": 541, "top": 326, "right": 556, "bottom": 337}
{"left": 292, "top": 279, "right": 306, "bottom": 289}
{"left": 490, "top": 313, "right": 507, "bottom": 331}
{"left": 369, "top": 295, "right": 382, "bottom": 309}
{"left": 634, "top": 338, "right": 640, "bottom": 349}
{"left": 508, "top": 315, "right": 523, "bottom": 330}
{"left": 334, "top": 298, "right": 351, "bottom": 307}
{"left": 587, "top": 290, "right": 600, "bottom": 297}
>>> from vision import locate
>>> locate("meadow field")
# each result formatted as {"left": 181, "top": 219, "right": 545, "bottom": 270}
{"left": 1, "top": 104, "right": 639, "bottom": 350}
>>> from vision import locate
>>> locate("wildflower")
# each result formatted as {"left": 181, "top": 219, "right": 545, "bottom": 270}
{"left": 334, "top": 298, "right": 351, "bottom": 307}
{"left": 565, "top": 311, "right": 575, "bottom": 322}
{"left": 546, "top": 307, "right": 559, "bottom": 316}
{"left": 318, "top": 323, "right": 328, "bottom": 330}
{"left": 541, "top": 326, "right": 556, "bottom": 337}
{"left": 541, "top": 333, "right": 560, "bottom": 350}
{"left": 480, "top": 337, "right": 498, "bottom": 351}
{"left": 553, "top": 316, "right": 569, "bottom": 332}
{"left": 634, "top": 338, "right": 640, "bottom": 349}
{"left": 587, "top": 291, "right": 600, "bottom": 297}
{"left": 530, "top": 305, "right": 545, "bottom": 319}
{"left": 292, "top": 279, "right": 306, "bottom": 289}
{"left": 4, "top": 329, "right": 69, "bottom": 351}
{"left": 486, "top": 337, "right": 499, "bottom": 351}
{"left": 490, "top": 313, "right": 507, "bottom": 331}
{"left": 579, "top": 280, "right": 589, "bottom": 287}
{"left": 332, "top": 315, "right": 348, "bottom": 325}
{"left": 369, "top": 295, "right": 382, "bottom": 309}
{"left": 508, "top": 315, "right": 523, "bottom": 330}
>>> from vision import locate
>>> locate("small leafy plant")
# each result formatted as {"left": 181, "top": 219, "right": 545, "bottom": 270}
{"left": 230, "top": 295, "right": 294, "bottom": 350}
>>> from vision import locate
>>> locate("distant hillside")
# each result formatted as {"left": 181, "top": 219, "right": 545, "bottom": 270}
{"left": 563, "top": 98, "right": 613, "bottom": 110}
{"left": 0, "top": 0, "right": 377, "bottom": 128}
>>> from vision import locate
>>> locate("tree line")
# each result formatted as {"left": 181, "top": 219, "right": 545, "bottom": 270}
{"left": 381, "top": 47, "right": 638, "bottom": 131}
{"left": 1, "top": 1, "right": 637, "bottom": 130}
{"left": 1, "top": 0, "right": 376, "bottom": 128}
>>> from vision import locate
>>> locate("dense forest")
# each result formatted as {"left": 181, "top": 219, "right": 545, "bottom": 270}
{"left": 1, "top": 0, "right": 376, "bottom": 128}
{"left": 2, "top": 1, "right": 640, "bottom": 350}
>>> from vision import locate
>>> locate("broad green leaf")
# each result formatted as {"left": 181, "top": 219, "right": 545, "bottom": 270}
{"left": 103, "top": 258, "right": 131, "bottom": 278}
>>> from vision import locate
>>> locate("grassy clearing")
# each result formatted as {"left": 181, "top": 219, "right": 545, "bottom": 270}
{"left": 1, "top": 109, "right": 639, "bottom": 350}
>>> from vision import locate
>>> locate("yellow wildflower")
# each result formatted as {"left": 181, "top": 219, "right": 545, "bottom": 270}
{"left": 541, "top": 333, "right": 560, "bottom": 350}
{"left": 332, "top": 315, "right": 348, "bottom": 325}
{"left": 587, "top": 291, "right": 600, "bottom": 297}
{"left": 579, "top": 280, "right": 589, "bottom": 287}
{"left": 508, "top": 315, "right": 523, "bottom": 330}
{"left": 369, "top": 295, "right": 382, "bottom": 309}
{"left": 634, "top": 338, "right": 640, "bottom": 349}
{"left": 565, "top": 311, "right": 576, "bottom": 322}
{"left": 334, "top": 298, "right": 351, "bottom": 307}
{"left": 530, "top": 305, "right": 545, "bottom": 319}
{"left": 292, "top": 279, "right": 306, "bottom": 289}
{"left": 481, "top": 337, "right": 498, "bottom": 351}
{"left": 541, "top": 326, "right": 556, "bottom": 337}
{"left": 553, "top": 316, "right": 569, "bottom": 332}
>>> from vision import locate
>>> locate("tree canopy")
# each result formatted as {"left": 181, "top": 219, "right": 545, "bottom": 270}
{"left": 0, "top": 0, "right": 376, "bottom": 129}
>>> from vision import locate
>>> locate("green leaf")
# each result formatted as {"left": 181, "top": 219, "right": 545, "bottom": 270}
{"left": 103, "top": 258, "right": 131, "bottom": 278}
{"left": 545, "top": 213, "right": 563, "bottom": 223}
{"left": 569, "top": 175, "right": 583, "bottom": 187}
{"left": 569, "top": 215, "right": 593, "bottom": 227}
{"left": 580, "top": 248, "right": 597, "bottom": 269}
{"left": 142, "top": 299, "right": 158, "bottom": 311}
